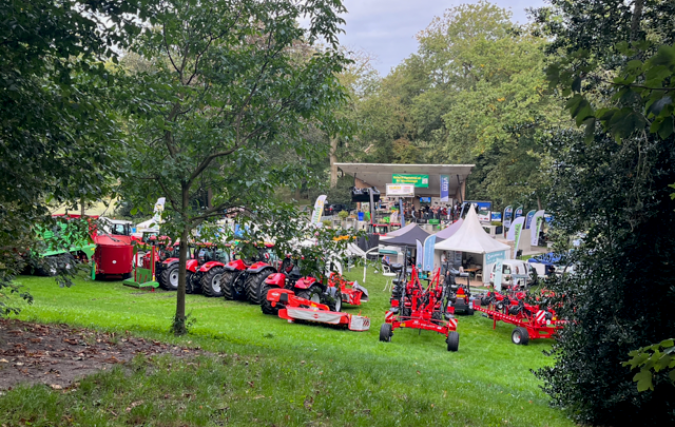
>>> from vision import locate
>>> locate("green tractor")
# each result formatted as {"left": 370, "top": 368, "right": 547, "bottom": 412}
{"left": 31, "top": 215, "right": 97, "bottom": 276}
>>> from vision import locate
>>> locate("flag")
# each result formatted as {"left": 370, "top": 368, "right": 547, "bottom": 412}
{"left": 423, "top": 235, "right": 436, "bottom": 272}
{"left": 399, "top": 199, "right": 405, "bottom": 227}
{"left": 531, "top": 210, "right": 545, "bottom": 246}
{"left": 440, "top": 175, "right": 450, "bottom": 202}
{"left": 310, "top": 195, "right": 327, "bottom": 225}
{"left": 416, "top": 239, "right": 424, "bottom": 270}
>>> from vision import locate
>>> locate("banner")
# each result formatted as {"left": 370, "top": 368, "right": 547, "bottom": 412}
{"left": 531, "top": 210, "right": 545, "bottom": 246}
{"left": 416, "top": 239, "right": 424, "bottom": 270}
{"left": 515, "top": 206, "right": 524, "bottom": 219}
{"left": 423, "top": 235, "right": 436, "bottom": 272}
{"left": 503, "top": 205, "right": 513, "bottom": 228}
{"left": 386, "top": 183, "right": 415, "bottom": 197}
{"left": 393, "top": 174, "right": 429, "bottom": 188}
{"left": 310, "top": 195, "right": 327, "bottom": 225}
{"left": 525, "top": 210, "right": 536, "bottom": 229}
{"left": 507, "top": 217, "right": 526, "bottom": 254}
{"left": 151, "top": 197, "right": 166, "bottom": 230}
{"left": 493, "top": 259, "right": 504, "bottom": 291}
{"left": 491, "top": 212, "right": 502, "bottom": 222}
{"left": 440, "top": 175, "right": 450, "bottom": 202}
{"left": 399, "top": 199, "right": 405, "bottom": 227}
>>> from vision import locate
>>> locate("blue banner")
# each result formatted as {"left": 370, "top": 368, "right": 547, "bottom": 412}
{"left": 416, "top": 239, "right": 424, "bottom": 270}
{"left": 515, "top": 206, "right": 524, "bottom": 218}
{"left": 525, "top": 210, "right": 536, "bottom": 229}
{"left": 440, "top": 175, "right": 450, "bottom": 202}
{"left": 491, "top": 212, "right": 502, "bottom": 221}
{"left": 423, "top": 235, "right": 436, "bottom": 272}
{"left": 399, "top": 199, "right": 405, "bottom": 227}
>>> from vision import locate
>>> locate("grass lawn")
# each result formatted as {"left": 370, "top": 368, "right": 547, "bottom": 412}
{"left": 0, "top": 269, "right": 574, "bottom": 427}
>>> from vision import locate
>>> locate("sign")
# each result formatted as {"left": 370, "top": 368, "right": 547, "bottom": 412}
{"left": 477, "top": 210, "right": 491, "bottom": 222}
{"left": 310, "top": 195, "right": 327, "bottom": 225}
{"left": 423, "top": 235, "right": 436, "bottom": 271}
{"left": 151, "top": 197, "right": 166, "bottom": 230}
{"left": 419, "top": 197, "right": 431, "bottom": 203}
{"left": 485, "top": 250, "right": 507, "bottom": 265}
{"left": 503, "top": 205, "right": 513, "bottom": 229}
{"left": 525, "top": 210, "right": 536, "bottom": 229}
{"left": 393, "top": 174, "right": 429, "bottom": 188}
{"left": 493, "top": 259, "right": 504, "bottom": 291}
{"left": 491, "top": 212, "right": 502, "bottom": 221}
{"left": 507, "top": 217, "right": 525, "bottom": 254}
{"left": 416, "top": 239, "right": 424, "bottom": 270}
{"left": 515, "top": 206, "right": 524, "bottom": 219}
{"left": 386, "top": 183, "right": 415, "bottom": 197}
{"left": 440, "top": 175, "right": 450, "bottom": 202}
{"left": 531, "top": 210, "right": 545, "bottom": 246}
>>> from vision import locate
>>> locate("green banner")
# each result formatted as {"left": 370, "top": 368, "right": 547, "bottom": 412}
{"left": 392, "top": 174, "right": 429, "bottom": 188}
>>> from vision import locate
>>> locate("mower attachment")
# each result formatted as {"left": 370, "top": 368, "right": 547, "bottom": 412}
{"left": 267, "top": 289, "right": 370, "bottom": 332}
{"left": 123, "top": 246, "right": 159, "bottom": 290}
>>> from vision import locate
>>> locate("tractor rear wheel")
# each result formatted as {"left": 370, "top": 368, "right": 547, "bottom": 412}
{"left": 512, "top": 327, "right": 529, "bottom": 345}
{"left": 245, "top": 269, "right": 276, "bottom": 304}
{"left": 221, "top": 271, "right": 237, "bottom": 300}
{"left": 201, "top": 267, "right": 226, "bottom": 297}
{"left": 379, "top": 323, "right": 392, "bottom": 342}
{"left": 160, "top": 265, "right": 179, "bottom": 291}
{"left": 260, "top": 284, "right": 280, "bottom": 315}
{"left": 446, "top": 332, "right": 460, "bottom": 352}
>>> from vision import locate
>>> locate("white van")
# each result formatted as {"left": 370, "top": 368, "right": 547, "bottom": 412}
{"left": 489, "top": 260, "right": 536, "bottom": 288}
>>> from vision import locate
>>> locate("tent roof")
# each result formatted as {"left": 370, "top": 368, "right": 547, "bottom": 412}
{"left": 383, "top": 222, "right": 416, "bottom": 238}
{"left": 433, "top": 218, "right": 463, "bottom": 241}
{"left": 379, "top": 224, "right": 430, "bottom": 247}
{"left": 434, "top": 208, "right": 510, "bottom": 254}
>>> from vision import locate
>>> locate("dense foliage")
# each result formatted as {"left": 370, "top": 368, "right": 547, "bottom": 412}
{"left": 533, "top": 1, "right": 675, "bottom": 424}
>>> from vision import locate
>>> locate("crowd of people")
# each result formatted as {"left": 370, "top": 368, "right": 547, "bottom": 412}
{"left": 403, "top": 204, "right": 460, "bottom": 222}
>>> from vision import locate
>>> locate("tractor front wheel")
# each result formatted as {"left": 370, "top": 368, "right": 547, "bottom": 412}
{"left": 201, "top": 267, "right": 226, "bottom": 297}
{"left": 379, "top": 323, "right": 392, "bottom": 342}
{"left": 260, "top": 284, "right": 280, "bottom": 315}
{"left": 328, "top": 292, "right": 342, "bottom": 312}
{"left": 160, "top": 265, "right": 179, "bottom": 291}
{"left": 297, "top": 285, "right": 323, "bottom": 305}
{"left": 221, "top": 271, "right": 237, "bottom": 300}
{"left": 446, "top": 332, "right": 460, "bottom": 352}
{"left": 246, "top": 269, "right": 276, "bottom": 305}
{"left": 512, "top": 327, "right": 529, "bottom": 345}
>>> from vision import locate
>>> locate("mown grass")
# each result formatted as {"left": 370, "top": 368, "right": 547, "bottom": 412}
{"left": 0, "top": 270, "right": 574, "bottom": 427}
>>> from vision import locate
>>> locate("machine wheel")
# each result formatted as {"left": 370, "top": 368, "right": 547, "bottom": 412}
{"left": 328, "top": 292, "right": 342, "bottom": 312}
{"left": 221, "top": 271, "right": 237, "bottom": 300}
{"left": 379, "top": 323, "right": 392, "bottom": 342}
{"left": 245, "top": 269, "right": 276, "bottom": 305}
{"left": 201, "top": 267, "right": 226, "bottom": 297}
{"left": 467, "top": 307, "right": 475, "bottom": 316}
{"left": 446, "top": 332, "right": 460, "bottom": 352}
{"left": 260, "top": 284, "right": 280, "bottom": 315}
{"left": 185, "top": 272, "right": 197, "bottom": 294}
{"left": 160, "top": 264, "right": 180, "bottom": 291}
{"left": 512, "top": 327, "right": 529, "bottom": 345}
{"left": 36, "top": 256, "right": 58, "bottom": 276}
{"left": 122, "top": 272, "right": 132, "bottom": 280}
{"left": 296, "top": 285, "right": 323, "bottom": 304}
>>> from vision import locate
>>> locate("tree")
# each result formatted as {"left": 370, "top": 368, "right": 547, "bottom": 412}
{"left": 118, "top": 0, "right": 350, "bottom": 335}
{"left": 0, "top": 0, "right": 144, "bottom": 315}
{"left": 532, "top": 1, "right": 675, "bottom": 424}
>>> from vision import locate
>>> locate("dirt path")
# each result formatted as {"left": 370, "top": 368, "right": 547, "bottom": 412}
{"left": 0, "top": 319, "right": 204, "bottom": 390}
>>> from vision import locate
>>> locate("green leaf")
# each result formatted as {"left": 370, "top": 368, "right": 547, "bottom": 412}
{"left": 130, "top": 208, "right": 138, "bottom": 216}
{"left": 571, "top": 76, "right": 581, "bottom": 93}
{"left": 657, "top": 116, "right": 674, "bottom": 139}
{"left": 634, "top": 369, "right": 654, "bottom": 392}
{"left": 647, "top": 96, "right": 672, "bottom": 116}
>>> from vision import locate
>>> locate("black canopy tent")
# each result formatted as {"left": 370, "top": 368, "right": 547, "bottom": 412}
{"left": 380, "top": 224, "right": 433, "bottom": 246}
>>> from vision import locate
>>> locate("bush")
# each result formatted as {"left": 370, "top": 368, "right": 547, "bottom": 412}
{"left": 536, "top": 130, "right": 675, "bottom": 425}
{"left": 337, "top": 210, "right": 349, "bottom": 220}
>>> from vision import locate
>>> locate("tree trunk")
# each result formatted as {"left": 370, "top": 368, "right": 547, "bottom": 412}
{"left": 631, "top": 0, "right": 644, "bottom": 41}
{"left": 329, "top": 138, "right": 339, "bottom": 188}
{"left": 80, "top": 198, "right": 85, "bottom": 216}
{"left": 173, "top": 185, "right": 190, "bottom": 336}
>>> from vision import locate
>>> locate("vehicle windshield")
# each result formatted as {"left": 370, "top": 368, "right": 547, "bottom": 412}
{"left": 111, "top": 224, "right": 130, "bottom": 236}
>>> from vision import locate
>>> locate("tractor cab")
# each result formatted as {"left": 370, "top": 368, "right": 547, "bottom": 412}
{"left": 99, "top": 217, "right": 132, "bottom": 236}
{"left": 195, "top": 242, "right": 230, "bottom": 265}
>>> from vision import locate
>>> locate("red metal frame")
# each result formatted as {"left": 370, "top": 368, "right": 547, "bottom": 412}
{"left": 327, "top": 272, "right": 368, "bottom": 306}
{"left": 385, "top": 267, "right": 458, "bottom": 338}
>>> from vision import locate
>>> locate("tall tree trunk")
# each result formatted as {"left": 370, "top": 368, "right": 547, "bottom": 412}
{"left": 631, "top": 0, "right": 644, "bottom": 41}
{"left": 329, "top": 138, "right": 338, "bottom": 188}
{"left": 173, "top": 185, "right": 190, "bottom": 336}
{"left": 80, "top": 198, "right": 85, "bottom": 216}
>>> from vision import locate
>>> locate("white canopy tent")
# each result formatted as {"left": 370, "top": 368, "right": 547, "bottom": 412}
{"left": 434, "top": 208, "right": 510, "bottom": 284}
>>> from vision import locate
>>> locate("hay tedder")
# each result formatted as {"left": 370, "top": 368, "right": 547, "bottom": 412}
{"left": 382, "top": 260, "right": 460, "bottom": 352}
{"left": 265, "top": 288, "right": 370, "bottom": 331}
{"left": 475, "top": 290, "right": 564, "bottom": 345}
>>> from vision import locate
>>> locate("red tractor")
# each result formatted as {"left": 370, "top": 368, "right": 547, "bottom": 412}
{"left": 157, "top": 241, "right": 194, "bottom": 291}
{"left": 222, "top": 244, "right": 277, "bottom": 303}
{"left": 382, "top": 263, "right": 460, "bottom": 352}
{"left": 183, "top": 242, "right": 230, "bottom": 295}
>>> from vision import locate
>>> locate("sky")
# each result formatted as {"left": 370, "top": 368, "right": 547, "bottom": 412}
{"left": 336, "top": 0, "right": 546, "bottom": 76}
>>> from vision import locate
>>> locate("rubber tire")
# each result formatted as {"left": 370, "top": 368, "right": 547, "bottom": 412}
{"left": 159, "top": 264, "right": 180, "bottom": 291}
{"left": 201, "top": 267, "right": 226, "bottom": 297}
{"left": 245, "top": 269, "right": 276, "bottom": 304}
{"left": 296, "top": 285, "right": 323, "bottom": 303}
{"left": 260, "top": 284, "right": 280, "bottom": 315}
{"left": 221, "top": 271, "right": 237, "bottom": 300}
{"left": 379, "top": 323, "right": 392, "bottom": 342}
{"left": 328, "top": 292, "right": 342, "bottom": 312}
{"left": 467, "top": 307, "right": 475, "bottom": 316}
{"left": 185, "top": 271, "right": 198, "bottom": 294}
{"left": 512, "top": 327, "right": 529, "bottom": 345}
{"left": 447, "top": 331, "right": 460, "bottom": 352}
